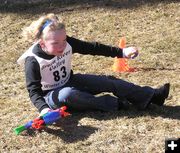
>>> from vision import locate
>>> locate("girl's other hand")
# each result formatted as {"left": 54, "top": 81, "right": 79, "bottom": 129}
{"left": 123, "top": 47, "right": 139, "bottom": 59}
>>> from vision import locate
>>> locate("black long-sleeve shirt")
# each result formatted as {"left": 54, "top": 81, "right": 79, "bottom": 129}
{"left": 25, "top": 36, "right": 123, "bottom": 112}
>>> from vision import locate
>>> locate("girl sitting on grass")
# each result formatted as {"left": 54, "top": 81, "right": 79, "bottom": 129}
{"left": 17, "top": 13, "right": 170, "bottom": 115}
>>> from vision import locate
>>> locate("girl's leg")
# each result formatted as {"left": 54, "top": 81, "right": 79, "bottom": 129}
{"left": 70, "top": 74, "right": 154, "bottom": 110}
{"left": 44, "top": 87, "right": 120, "bottom": 112}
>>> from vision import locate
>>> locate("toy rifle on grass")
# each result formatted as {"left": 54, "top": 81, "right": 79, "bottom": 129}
{"left": 14, "top": 106, "right": 70, "bottom": 135}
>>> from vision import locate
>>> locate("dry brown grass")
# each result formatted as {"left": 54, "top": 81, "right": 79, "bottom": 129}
{"left": 0, "top": 1, "right": 180, "bottom": 153}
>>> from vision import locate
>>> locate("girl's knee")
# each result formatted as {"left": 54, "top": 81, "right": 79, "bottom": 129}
{"left": 46, "top": 87, "right": 74, "bottom": 109}
{"left": 56, "top": 87, "right": 74, "bottom": 102}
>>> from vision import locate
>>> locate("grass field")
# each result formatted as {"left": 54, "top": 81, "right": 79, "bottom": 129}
{"left": 0, "top": 0, "right": 180, "bottom": 153}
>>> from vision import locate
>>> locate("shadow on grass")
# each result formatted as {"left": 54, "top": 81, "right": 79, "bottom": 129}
{"left": 83, "top": 105, "right": 180, "bottom": 121}
{"left": 148, "top": 105, "right": 180, "bottom": 119}
{"left": 44, "top": 117, "right": 99, "bottom": 143}
{"left": 0, "top": 0, "right": 179, "bottom": 14}
{"left": 122, "top": 105, "right": 180, "bottom": 120}
{"left": 137, "top": 67, "right": 180, "bottom": 72}
{"left": 23, "top": 104, "right": 179, "bottom": 142}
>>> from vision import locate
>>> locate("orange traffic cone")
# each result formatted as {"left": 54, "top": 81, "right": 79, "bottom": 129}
{"left": 112, "top": 37, "right": 135, "bottom": 72}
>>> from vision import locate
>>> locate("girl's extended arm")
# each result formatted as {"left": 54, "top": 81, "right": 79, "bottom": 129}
{"left": 67, "top": 36, "right": 123, "bottom": 58}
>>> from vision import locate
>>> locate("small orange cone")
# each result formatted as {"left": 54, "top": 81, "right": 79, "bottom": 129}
{"left": 112, "top": 37, "right": 135, "bottom": 72}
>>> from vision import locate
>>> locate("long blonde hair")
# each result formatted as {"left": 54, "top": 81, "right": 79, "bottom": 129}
{"left": 22, "top": 13, "right": 65, "bottom": 43}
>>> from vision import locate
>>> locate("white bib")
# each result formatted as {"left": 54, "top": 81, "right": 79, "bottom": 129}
{"left": 17, "top": 43, "right": 72, "bottom": 91}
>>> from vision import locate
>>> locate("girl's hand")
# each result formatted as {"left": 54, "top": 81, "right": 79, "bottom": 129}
{"left": 123, "top": 47, "right": 139, "bottom": 59}
{"left": 40, "top": 108, "right": 51, "bottom": 116}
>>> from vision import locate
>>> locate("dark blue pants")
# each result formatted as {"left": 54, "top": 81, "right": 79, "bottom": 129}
{"left": 44, "top": 74, "right": 154, "bottom": 111}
